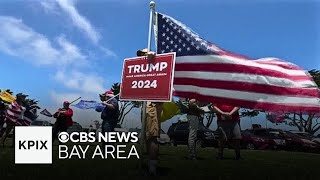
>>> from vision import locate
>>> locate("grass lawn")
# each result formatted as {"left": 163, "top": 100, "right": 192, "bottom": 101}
{"left": 0, "top": 139, "right": 319, "bottom": 178}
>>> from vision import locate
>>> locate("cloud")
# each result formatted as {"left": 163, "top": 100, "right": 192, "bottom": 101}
{"left": 39, "top": 0, "right": 116, "bottom": 57}
{"left": 0, "top": 16, "right": 87, "bottom": 66}
{"left": 99, "top": 46, "right": 117, "bottom": 57}
{"left": 40, "top": 0, "right": 59, "bottom": 14}
{"left": 54, "top": 70, "right": 106, "bottom": 95}
{"left": 55, "top": 0, "right": 100, "bottom": 44}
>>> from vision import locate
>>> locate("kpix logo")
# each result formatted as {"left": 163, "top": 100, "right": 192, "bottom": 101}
{"left": 19, "top": 140, "right": 48, "bottom": 150}
{"left": 15, "top": 127, "right": 52, "bottom": 164}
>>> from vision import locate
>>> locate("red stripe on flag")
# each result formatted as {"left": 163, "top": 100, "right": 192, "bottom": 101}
{"left": 174, "top": 91, "right": 320, "bottom": 113}
{"left": 175, "top": 64, "right": 311, "bottom": 81}
{"left": 173, "top": 78, "right": 320, "bottom": 97}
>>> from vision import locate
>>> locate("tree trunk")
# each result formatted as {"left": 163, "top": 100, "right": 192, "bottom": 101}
{"left": 120, "top": 105, "right": 135, "bottom": 125}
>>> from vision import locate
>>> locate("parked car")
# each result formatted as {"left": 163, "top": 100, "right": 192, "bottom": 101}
{"left": 280, "top": 131, "right": 319, "bottom": 152}
{"left": 167, "top": 121, "right": 217, "bottom": 148}
{"left": 245, "top": 128, "right": 286, "bottom": 150}
{"left": 241, "top": 130, "right": 270, "bottom": 150}
{"left": 30, "top": 120, "right": 51, "bottom": 126}
{"left": 290, "top": 131, "right": 320, "bottom": 145}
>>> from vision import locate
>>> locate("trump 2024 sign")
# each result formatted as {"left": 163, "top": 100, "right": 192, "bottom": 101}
{"left": 120, "top": 52, "right": 176, "bottom": 102}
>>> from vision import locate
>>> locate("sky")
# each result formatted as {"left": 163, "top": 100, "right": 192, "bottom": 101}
{"left": 0, "top": 0, "right": 319, "bottom": 131}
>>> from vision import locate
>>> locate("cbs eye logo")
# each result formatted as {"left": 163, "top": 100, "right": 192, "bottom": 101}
{"left": 58, "top": 132, "right": 69, "bottom": 143}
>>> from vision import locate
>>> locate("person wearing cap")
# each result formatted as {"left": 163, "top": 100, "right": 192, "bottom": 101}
{"left": 136, "top": 48, "right": 162, "bottom": 175}
{"left": 96, "top": 90, "right": 119, "bottom": 148}
{"left": 0, "top": 93, "right": 27, "bottom": 147}
{"left": 52, "top": 101, "right": 74, "bottom": 142}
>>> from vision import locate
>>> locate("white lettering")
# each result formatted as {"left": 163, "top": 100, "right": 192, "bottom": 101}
{"left": 131, "top": 132, "right": 139, "bottom": 143}
{"left": 78, "top": 145, "right": 90, "bottom": 159}
{"left": 59, "top": 145, "right": 68, "bottom": 159}
{"left": 127, "top": 62, "right": 168, "bottom": 74}
{"left": 117, "top": 145, "right": 127, "bottom": 159}
{"left": 160, "top": 62, "right": 168, "bottom": 71}
{"left": 70, "top": 132, "right": 79, "bottom": 142}
{"left": 117, "top": 132, "right": 130, "bottom": 143}
{"left": 80, "top": 132, "right": 88, "bottom": 142}
{"left": 134, "top": 65, "right": 140, "bottom": 73}
{"left": 141, "top": 64, "right": 148, "bottom": 73}
{"left": 99, "top": 132, "right": 107, "bottom": 143}
{"left": 149, "top": 63, "right": 159, "bottom": 72}
{"left": 69, "top": 145, "right": 81, "bottom": 159}
{"left": 128, "top": 65, "right": 134, "bottom": 73}
{"left": 128, "top": 145, "right": 140, "bottom": 159}
{"left": 108, "top": 132, "right": 117, "bottom": 143}
{"left": 88, "top": 132, "right": 96, "bottom": 143}
{"left": 92, "top": 145, "right": 104, "bottom": 159}
{"left": 105, "top": 145, "right": 115, "bottom": 159}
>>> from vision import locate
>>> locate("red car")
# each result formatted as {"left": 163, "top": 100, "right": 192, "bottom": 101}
{"left": 241, "top": 130, "right": 270, "bottom": 150}
{"left": 279, "top": 131, "right": 319, "bottom": 152}
{"left": 243, "top": 129, "right": 287, "bottom": 150}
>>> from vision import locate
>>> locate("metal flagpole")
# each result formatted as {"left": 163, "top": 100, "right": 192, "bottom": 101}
{"left": 140, "top": 0, "right": 156, "bottom": 170}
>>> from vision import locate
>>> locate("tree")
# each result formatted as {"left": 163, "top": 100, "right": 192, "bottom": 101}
{"left": 282, "top": 69, "right": 320, "bottom": 134}
{"left": 111, "top": 83, "right": 142, "bottom": 125}
{"left": 238, "top": 69, "right": 320, "bottom": 134}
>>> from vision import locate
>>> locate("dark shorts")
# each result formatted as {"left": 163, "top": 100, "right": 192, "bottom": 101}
{"left": 217, "top": 121, "right": 242, "bottom": 140}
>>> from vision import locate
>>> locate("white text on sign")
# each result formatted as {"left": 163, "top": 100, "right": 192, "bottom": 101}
{"left": 127, "top": 62, "right": 168, "bottom": 74}
{"left": 132, "top": 80, "right": 157, "bottom": 89}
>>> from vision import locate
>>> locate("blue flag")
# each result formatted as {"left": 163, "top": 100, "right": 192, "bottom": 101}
{"left": 72, "top": 100, "right": 104, "bottom": 109}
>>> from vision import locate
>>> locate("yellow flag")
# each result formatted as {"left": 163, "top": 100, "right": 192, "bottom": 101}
{"left": 160, "top": 102, "right": 181, "bottom": 122}
{"left": 0, "top": 90, "right": 16, "bottom": 103}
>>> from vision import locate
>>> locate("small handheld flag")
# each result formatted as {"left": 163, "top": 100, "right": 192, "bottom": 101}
{"left": 40, "top": 109, "right": 53, "bottom": 117}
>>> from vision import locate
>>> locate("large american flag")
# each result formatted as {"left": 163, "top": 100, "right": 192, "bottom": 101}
{"left": 154, "top": 12, "right": 320, "bottom": 113}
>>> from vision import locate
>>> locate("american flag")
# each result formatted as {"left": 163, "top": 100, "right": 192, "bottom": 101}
{"left": 154, "top": 12, "right": 320, "bottom": 113}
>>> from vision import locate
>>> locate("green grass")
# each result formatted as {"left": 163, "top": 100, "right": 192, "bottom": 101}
{"left": 0, "top": 140, "right": 320, "bottom": 178}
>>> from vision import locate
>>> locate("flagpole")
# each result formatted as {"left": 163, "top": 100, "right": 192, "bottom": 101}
{"left": 69, "top": 97, "right": 82, "bottom": 105}
{"left": 140, "top": 0, "right": 156, "bottom": 171}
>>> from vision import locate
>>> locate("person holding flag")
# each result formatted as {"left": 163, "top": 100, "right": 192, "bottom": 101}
{"left": 0, "top": 98, "right": 6, "bottom": 133}
{"left": 212, "top": 104, "right": 242, "bottom": 160}
{"left": 95, "top": 90, "right": 119, "bottom": 149}
{"left": 0, "top": 93, "right": 27, "bottom": 147}
{"left": 52, "top": 101, "right": 73, "bottom": 142}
